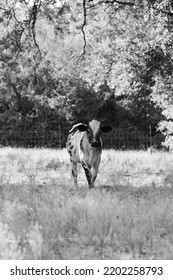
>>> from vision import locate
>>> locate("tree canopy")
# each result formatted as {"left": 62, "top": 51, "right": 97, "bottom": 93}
{"left": 0, "top": 0, "right": 173, "bottom": 148}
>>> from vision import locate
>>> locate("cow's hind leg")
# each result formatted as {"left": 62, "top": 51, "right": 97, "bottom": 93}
{"left": 82, "top": 162, "right": 93, "bottom": 188}
{"left": 71, "top": 160, "right": 78, "bottom": 187}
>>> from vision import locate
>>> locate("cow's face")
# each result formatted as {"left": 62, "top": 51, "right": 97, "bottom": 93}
{"left": 77, "top": 120, "right": 112, "bottom": 148}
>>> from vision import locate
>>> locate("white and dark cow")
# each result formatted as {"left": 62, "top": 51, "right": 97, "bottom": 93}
{"left": 66, "top": 120, "right": 112, "bottom": 188}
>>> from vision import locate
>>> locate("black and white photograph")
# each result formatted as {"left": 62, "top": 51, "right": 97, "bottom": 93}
{"left": 0, "top": 0, "right": 173, "bottom": 267}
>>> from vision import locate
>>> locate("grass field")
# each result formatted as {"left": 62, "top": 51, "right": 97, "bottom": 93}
{"left": 0, "top": 147, "right": 173, "bottom": 259}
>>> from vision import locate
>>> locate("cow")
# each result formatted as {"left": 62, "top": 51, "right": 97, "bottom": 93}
{"left": 66, "top": 119, "right": 112, "bottom": 188}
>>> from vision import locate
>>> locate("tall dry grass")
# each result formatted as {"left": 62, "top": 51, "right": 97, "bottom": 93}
{"left": 0, "top": 147, "right": 173, "bottom": 259}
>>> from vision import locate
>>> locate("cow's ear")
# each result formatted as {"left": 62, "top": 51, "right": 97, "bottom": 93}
{"left": 77, "top": 124, "right": 88, "bottom": 131}
{"left": 101, "top": 126, "right": 112, "bottom": 133}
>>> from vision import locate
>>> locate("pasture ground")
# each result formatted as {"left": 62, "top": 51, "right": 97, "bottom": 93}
{"left": 0, "top": 147, "right": 173, "bottom": 259}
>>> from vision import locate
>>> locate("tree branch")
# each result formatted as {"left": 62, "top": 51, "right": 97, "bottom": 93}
{"left": 88, "top": 0, "right": 134, "bottom": 6}
{"left": 80, "top": 0, "right": 87, "bottom": 57}
{"left": 29, "top": 0, "right": 42, "bottom": 53}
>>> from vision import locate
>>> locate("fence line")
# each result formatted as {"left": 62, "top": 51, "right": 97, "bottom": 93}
{"left": 0, "top": 130, "right": 164, "bottom": 150}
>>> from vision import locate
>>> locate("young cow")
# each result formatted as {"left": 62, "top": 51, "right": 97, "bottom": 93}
{"left": 66, "top": 120, "right": 112, "bottom": 188}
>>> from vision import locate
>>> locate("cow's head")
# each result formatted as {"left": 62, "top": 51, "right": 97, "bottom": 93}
{"left": 77, "top": 120, "right": 112, "bottom": 148}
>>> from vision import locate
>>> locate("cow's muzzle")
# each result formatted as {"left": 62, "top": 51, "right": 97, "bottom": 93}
{"left": 91, "top": 141, "right": 101, "bottom": 148}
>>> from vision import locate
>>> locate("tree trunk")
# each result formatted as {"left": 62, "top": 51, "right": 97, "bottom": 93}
{"left": 10, "top": 83, "right": 24, "bottom": 113}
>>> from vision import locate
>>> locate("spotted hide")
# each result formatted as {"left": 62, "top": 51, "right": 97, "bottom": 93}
{"left": 66, "top": 120, "right": 112, "bottom": 188}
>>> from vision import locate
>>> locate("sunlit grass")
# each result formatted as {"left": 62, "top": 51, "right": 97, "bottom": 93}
{"left": 0, "top": 147, "right": 173, "bottom": 259}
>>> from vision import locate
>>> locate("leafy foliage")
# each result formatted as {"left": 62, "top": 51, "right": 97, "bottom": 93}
{"left": 0, "top": 0, "right": 173, "bottom": 148}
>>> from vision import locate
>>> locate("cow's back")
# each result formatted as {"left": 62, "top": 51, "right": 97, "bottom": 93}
{"left": 66, "top": 129, "right": 85, "bottom": 162}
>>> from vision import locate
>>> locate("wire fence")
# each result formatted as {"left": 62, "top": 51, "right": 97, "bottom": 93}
{"left": 0, "top": 129, "right": 164, "bottom": 150}
{"left": 0, "top": 130, "right": 66, "bottom": 148}
{"left": 102, "top": 131, "right": 164, "bottom": 150}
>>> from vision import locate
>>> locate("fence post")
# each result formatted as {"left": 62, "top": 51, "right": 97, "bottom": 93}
{"left": 59, "top": 125, "right": 61, "bottom": 148}
{"left": 149, "top": 125, "right": 152, "bottom": 147}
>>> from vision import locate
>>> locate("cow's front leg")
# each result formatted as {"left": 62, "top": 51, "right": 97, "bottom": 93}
{"left": 71, "top": 160, "right": 78, "bottom": 188}
{"left": 91, "top": 157, "right": 101, "bottom": 186}
{"left": 82, "top": 162, "right": 93, "bottom": 188}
